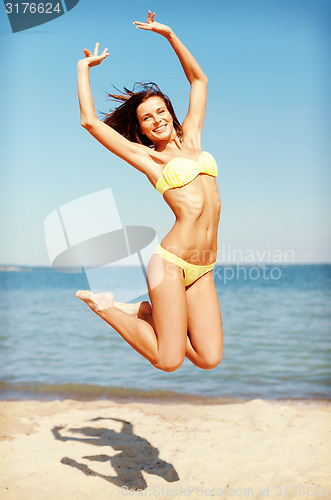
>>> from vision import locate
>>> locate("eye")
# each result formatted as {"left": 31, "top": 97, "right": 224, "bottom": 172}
{"left": 159, "top": 109, "right": 165, "bottom": 114}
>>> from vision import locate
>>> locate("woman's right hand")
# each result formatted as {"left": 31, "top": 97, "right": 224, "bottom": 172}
{"left": 78, "top": 42, "right": 109, "bottom": 68}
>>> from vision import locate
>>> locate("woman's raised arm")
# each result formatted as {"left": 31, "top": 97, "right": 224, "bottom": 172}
{"left": 134, "top": 11, "right": 207, "bottom": 144}
{"left": 77, "top": 44, "right": 153, "bottom": 175}
{"left": 77, "top": 43, "right": 109, "bottom": 127}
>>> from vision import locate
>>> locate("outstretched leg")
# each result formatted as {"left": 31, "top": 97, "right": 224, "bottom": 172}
{"left": 76, "top": 254, "right": 187, "bottom": 372}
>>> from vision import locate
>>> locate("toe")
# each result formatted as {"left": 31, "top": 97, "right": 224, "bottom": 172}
{"left": 76, "top": 290, "right": 92, "bottom": 300}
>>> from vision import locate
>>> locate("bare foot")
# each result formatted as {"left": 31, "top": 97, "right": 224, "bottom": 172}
{"left": 76, "top": 290, "right": 115, "bottom": 313}
{"left": 76, "top": 291, "right": 153, "bottom": 325}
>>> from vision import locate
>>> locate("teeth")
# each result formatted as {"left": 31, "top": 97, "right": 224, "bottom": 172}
{"left": 154, "top": 125, "right": 165, "bottom": 133}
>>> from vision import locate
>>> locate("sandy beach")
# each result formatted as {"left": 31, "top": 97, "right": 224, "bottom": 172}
{"left": 1, "top": 398, "right": 330, "bottom": 499}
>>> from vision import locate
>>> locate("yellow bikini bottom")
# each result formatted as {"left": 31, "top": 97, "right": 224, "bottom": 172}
{"left": 153, "top": 244, "right": 216, "bottom": 287}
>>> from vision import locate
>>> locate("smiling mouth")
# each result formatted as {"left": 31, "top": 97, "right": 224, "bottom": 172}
{"left": 153, "top": 124, "right": 167, "bottom": 133}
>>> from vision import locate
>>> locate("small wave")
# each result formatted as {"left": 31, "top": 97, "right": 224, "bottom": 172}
{"left": 1, "top": 381, "right": 330, "bottom": 406}
{"left": 0, "top": 380, "right": 246, "bottom": 405}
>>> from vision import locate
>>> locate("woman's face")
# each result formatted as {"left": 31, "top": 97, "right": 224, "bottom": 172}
{"left": 137, "top": 96, "right": 174, "bottom": 143}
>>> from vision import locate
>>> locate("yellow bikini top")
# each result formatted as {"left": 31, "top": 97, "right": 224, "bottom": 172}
{"left": 155, "top": 151, "right": 218, "bottom": 195}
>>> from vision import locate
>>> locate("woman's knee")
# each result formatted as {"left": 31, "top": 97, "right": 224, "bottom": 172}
{"left": 154, "top": 354, "right": 185, "bottom": 372}
{"left": 196, "top": 351, "right": 223, "bottom": 370}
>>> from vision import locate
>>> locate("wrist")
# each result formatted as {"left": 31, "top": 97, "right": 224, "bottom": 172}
{"left": 77, "top": 59, "right": 90, "bottom": 70}
{"left": 165, "top": 28, "right": 174, "bottom": 41}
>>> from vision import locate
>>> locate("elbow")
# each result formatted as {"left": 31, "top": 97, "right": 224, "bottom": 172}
{"left": 191, "top": 73, "right": 208, "bottom": 86}
{"left": 201, "top": 73, "right": 208, "bottom": 84}
{"left": 81, "top": 121, "right": 90, "bottom": 130}
{"left": 80, "top": 118, "right": 97, "bottom": 131}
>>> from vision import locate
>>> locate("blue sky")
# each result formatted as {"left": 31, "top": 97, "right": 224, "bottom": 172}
{"left": 1, "top": 0, "right": 330, "bottom": 265}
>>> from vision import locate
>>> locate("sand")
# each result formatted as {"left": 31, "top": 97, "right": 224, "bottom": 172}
{"left": 0, "top": 398, "right": 330, "bottom": 499}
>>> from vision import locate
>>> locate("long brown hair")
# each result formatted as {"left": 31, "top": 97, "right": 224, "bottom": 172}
{"left": 102, "top": 82, "right": 182, "bottom": 147}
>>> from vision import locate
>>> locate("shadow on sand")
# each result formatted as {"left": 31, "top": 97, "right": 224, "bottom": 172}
{"left": 52, "top": 416, "right": 179, "bottom": 490}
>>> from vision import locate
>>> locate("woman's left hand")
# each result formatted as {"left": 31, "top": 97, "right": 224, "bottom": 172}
{"left": 133, "top": 11, "right": 172, "bottom": 38}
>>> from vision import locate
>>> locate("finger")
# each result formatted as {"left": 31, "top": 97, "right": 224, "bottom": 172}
{"left": 93, "top": 42, "right": 99, "bottom": 57}
{"left": 151, "top": 12, "right": 155, "bottom": 22}
{"left": 135, "top": 25, "right": 152, "bottom": 31}
{"left": 133, "top": 21, "right": 150, "bottom": 29}
{"left": 147, "top": 10, "right": 152, "bottom": 23}
{"left": 83, "top": 48, "right": 92, "bottom": 58}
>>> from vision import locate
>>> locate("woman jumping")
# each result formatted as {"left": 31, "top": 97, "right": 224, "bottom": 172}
{"left": 76, "top": 11, "right": 223, "bottom": 372}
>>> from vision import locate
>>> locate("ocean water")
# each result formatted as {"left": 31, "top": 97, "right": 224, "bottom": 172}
{"left": 0, "top": 264, "right": 330, "bottom": 402}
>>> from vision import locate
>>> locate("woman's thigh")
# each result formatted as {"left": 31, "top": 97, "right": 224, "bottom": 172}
{"left": 185, "top": 271, "right": 223, "bottom": 365}
{"left": 146, "top": 254, "right": 188, "bottom": 369}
